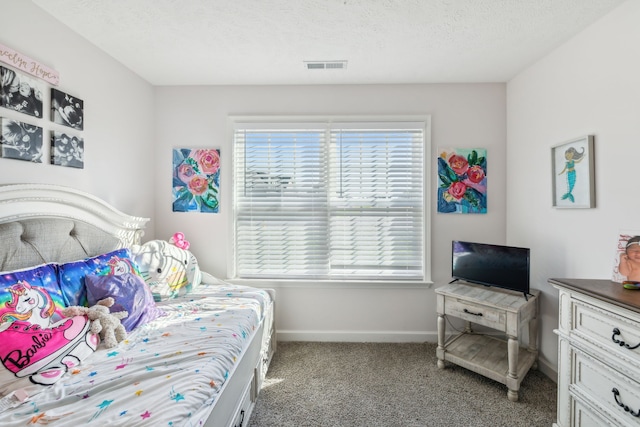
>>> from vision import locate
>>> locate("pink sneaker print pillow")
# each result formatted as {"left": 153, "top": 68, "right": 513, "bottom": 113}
{"left": 0, "top": 315, "right": 98, "bottom": 396}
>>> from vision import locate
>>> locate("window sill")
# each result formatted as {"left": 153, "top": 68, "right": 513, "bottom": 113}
{"left": 225, "top": 278, "right": 434, "bottom": 289}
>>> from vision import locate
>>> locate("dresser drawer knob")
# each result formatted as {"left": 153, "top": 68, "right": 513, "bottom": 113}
{"left": 463, "top": 308, "right": 483, "bottom": 317}
{"left": 611, "top": 328, "right": 640, "bottom": 350}
{"left": 612, "top": 388, "right": 640, "bottom": 417}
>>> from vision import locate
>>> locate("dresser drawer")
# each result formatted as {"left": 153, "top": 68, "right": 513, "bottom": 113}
{"left": 572, "top": 299, "right": 640, "bottom": 363}
{"left": 571, "top": 348, "right": 640, "bottom": 425}
{"left": 570, "top": 396, "right": 616, "bottom": 427}
{"left": 445, "top": 298, "right": 506, "bottom": 331}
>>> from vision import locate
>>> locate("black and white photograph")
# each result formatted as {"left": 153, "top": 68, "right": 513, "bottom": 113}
{"left": 51, "top": 130, "right": 84, "bottom": 168}
{"left": 0, "top": 66, "right": 44, "bottom": 118}
{"left": 0, "top": 117, "right": 43, "bottom": 162}
{"left": 51, "top": 88, "right": 84, "bottom": 130}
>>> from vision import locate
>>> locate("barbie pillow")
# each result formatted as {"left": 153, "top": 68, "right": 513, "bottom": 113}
{"left": 0, "top": 264, "right": 65, "bottom": 327}
{"left": 0, "top": 315, "right": 98, "bottom": 397}
{"left": 57, "top": 248, "right": 138, "bottom": 307}
{"left": 85, "top": 273, "right": 165, "bottom": 332}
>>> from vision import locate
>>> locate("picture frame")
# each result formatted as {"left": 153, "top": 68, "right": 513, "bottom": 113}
{"left": 437, "top": 147, "right": 487, "bottom": 214}
{"left": 0, "top": 66, "right": 44, "bottom": 118}
{"left": 611, "top": 229, "right": 640, "bottom": 283}
{"left": 51, "top": 88, "right": 84, "bottom": 130}
{"left": 551, "top": 135, "right": 595, "bottom": 208}
{"left": 0, "top": 117, "right": 43, "bottom": 163}
{"left": 172, "top": 148, "right": 220, "bottom": 213}
{"left": 51, "top": 130, "right": 84, "bottom": 169}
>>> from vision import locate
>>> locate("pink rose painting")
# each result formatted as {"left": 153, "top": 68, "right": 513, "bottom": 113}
{"left": 172, "top": 148, "right": 220, "bottom": 213}
{"left": 437, "top": 148, "right": 487, "bottom": 214}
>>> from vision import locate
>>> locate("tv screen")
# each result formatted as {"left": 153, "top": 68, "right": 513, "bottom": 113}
{"left": 451, "top": 240, "right": 530, "bottom": 295}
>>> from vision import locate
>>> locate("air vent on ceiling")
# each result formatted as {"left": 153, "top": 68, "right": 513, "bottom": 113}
{"left": 304, "top": 60, "right": 348, "bottom": 70}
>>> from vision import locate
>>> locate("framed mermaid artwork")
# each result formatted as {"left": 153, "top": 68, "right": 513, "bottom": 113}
{"left": 551, "top": 135, "right": 595, "bottom": 209}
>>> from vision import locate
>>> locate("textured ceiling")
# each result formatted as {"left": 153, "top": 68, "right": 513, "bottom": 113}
{"left": 32, "top": 0, "right": 625, "bottom": 86}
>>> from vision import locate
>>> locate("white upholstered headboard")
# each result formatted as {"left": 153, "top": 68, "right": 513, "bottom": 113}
{"left": 0, "top": 184, "right": 150, "bottom": 272}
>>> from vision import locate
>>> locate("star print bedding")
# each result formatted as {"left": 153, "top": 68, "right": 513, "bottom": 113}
{"left": 0, "top": 280, "right": 272, "bottom": 427}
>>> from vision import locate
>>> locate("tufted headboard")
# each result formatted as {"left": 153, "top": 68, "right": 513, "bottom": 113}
{"left": 0, "top": 184, "right": 150, "bottom": 272}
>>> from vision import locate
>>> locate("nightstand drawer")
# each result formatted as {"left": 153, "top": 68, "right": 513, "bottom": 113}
{"left": 445, "top": 298, "right": 506, "bottom": 330}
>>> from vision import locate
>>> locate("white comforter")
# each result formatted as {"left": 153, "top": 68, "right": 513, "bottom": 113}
{"left": 0, "top": 281, "right": 270, "bottom": 426}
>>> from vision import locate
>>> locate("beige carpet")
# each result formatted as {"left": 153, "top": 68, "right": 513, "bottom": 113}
{"left": 248, "top": 341, "right": 556, "bottom": 427}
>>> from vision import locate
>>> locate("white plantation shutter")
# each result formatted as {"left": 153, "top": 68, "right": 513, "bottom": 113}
{"left": 233, "top": 119, "right": 425, "bottom": 281}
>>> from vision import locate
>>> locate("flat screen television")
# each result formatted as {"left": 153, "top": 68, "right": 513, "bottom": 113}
{"left": 451, "top": 240, "right": 531, "bottom": 297}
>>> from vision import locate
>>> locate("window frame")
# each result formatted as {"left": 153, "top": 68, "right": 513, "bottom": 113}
{"left": 228, "top": 115, "right": 432, "bottom": 288}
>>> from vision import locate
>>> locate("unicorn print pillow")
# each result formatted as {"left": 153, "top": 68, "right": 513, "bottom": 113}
{"left": 56, "top": 248, "right": 138, "bottom": 307}
{"left": 0, "top": 264, "right": 65, "bottom": 327}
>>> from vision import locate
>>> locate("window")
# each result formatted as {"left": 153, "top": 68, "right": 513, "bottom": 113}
{"left": 232, "top": 117, "right": 429, "bottom": 282}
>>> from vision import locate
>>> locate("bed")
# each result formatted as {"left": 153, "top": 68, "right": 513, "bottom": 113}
{"left": 0, "top": 183, "right": 275, "bottom": 427}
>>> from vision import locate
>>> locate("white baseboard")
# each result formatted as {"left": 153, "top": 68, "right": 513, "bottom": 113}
{"left": 277, "top": 330, "right": 437, "bottom": 343}
{"left": 535, "top": 357, "right": 558, "bottom": 383}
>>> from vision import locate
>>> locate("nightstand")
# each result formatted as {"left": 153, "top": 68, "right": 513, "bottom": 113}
{"left": 435, "top": 281, "right": 539, "bottom": 401}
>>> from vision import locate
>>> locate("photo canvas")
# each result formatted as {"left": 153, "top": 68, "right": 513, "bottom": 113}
{"left": 51, "top": 131, "right": 84, "bottom": 168}
{"left": 0, "top": 117, "right": 43, "bottom": 162}
{"left": 51, "top": 88, "right": 84, "bottom": 130}
{"left": 0, "top": 66, "right": 43, "bottom": 118}
{"left": 172, "top": 148, "right": 220, "bottom": 213}
{"left": 612, "top": 230, "right": 640, "bottom": 283}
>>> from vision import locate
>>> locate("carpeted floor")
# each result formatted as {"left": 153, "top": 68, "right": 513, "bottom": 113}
{"left": 248, "top": 341, "right": 557, "bottom": 427}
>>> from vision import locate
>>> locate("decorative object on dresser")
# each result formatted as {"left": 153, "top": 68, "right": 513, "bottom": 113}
{"left": 436, "top": 281, "right": 539, "bottom": 401}
{"left": 549, "top": 278, "right": 640, "bottom": 427}
{"left": 611, "top": 230, "right": 640, "bottom": 284}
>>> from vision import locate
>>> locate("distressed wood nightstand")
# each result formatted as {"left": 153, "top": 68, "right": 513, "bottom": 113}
{"left": 436, "top": 281, "right": 539, "bottom": 401}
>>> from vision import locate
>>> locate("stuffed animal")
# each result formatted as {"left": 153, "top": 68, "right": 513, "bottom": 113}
{"left": 130, "top": 238, "right": 202, "bottom": 299}
{"left": 62, "top": 298, "right": 128, "bottom": 348}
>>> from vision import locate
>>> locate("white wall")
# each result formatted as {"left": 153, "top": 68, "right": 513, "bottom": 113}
{"left": 155, "top": 84, "right": 506, "bottom": 342}
{"left": 507, "top": 0, "right": 639, "bottom": 376}
{"left": 0, "top": 0, "right": 156, "bottom": 223}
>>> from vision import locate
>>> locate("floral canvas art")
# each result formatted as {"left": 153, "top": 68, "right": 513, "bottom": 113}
{"left": 172, "top": 148, "right": 220, "bottom": 213}
{"left": 437, "top": 148, "right": 487, "bottom": 214}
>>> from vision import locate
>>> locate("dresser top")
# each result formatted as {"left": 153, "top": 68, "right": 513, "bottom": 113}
{"left": 549, "top": 278, "right": 640, "bottom": 313}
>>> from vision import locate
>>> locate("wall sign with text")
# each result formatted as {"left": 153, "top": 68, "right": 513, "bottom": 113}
{"left": 0, "top": 42, "right": 59, "bottom": 85}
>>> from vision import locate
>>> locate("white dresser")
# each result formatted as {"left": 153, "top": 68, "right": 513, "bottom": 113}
{"left": 550, "top": 278, "right": 640, "bottom": 427}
